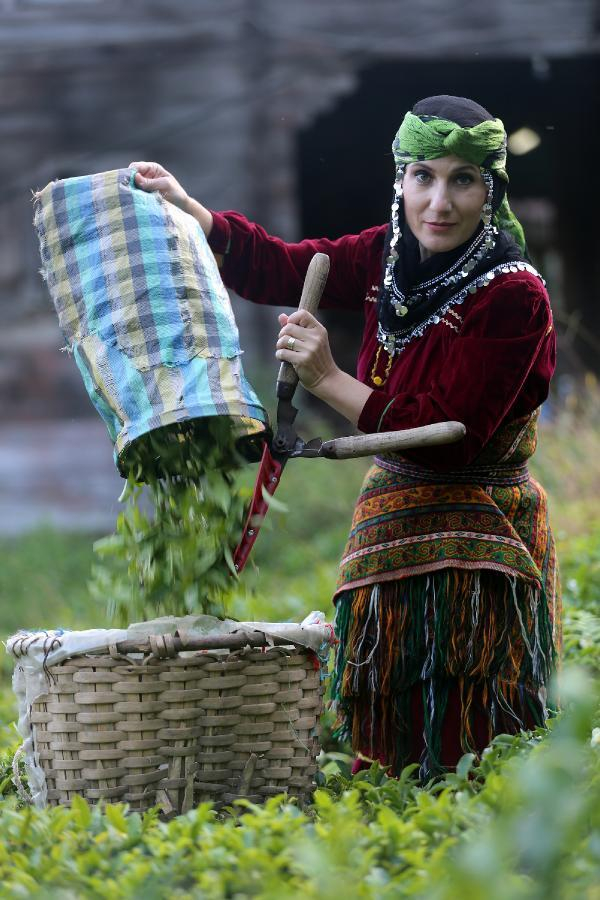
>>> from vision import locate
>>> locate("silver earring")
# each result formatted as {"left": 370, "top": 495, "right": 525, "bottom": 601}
{"left": 387, "top": 165, "right": 404, "bottom": 261}
{"left": 383, "top": 166, "right": 408, "bottom": 316}
{"left": 480, "top": 169, "right": 493, "bottom": 227}
{"left": 384, "top": 166, "right": 406, "bottom": 314}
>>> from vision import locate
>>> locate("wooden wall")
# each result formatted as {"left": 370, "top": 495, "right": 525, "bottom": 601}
{"left": 0, "top": 0, "right": 598, "bottom": 416}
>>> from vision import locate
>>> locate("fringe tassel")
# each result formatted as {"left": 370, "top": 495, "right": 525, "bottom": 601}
{"left": 332, "top": 569, "right": 556, "bottom": 779}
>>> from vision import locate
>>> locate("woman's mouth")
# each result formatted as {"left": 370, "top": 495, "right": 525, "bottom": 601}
{"left": 424, "top": 221, "right": 456, "bottom": 231}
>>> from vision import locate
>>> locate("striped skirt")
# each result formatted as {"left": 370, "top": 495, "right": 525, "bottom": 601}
{"left": 331, "top": 414, "right": 560, "bottom": 779}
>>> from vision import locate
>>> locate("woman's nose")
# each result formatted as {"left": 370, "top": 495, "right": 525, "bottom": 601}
{"left": 428, "top": 182, "right": 452, "bottom": 212}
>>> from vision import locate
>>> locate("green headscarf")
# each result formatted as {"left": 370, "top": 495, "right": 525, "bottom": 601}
{"left": 392, "top": 112, "right": 526, "bottom": 253}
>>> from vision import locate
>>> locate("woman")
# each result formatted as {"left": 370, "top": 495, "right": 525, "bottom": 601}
{"left": 131, "top": 94, "right": 559, "bottom": 779}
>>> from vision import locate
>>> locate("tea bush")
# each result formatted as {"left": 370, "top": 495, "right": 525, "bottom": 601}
{"left": 0, "top": 671, "right": 597, "bottom": 899}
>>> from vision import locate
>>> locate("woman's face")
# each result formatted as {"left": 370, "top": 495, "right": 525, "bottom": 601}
{"left": 402, "top": 155, "right": 487, "bottom": 260}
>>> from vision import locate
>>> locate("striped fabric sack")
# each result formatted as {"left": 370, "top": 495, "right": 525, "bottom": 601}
{"left": 33, "top": 168, "right": 268, "bottom": 475}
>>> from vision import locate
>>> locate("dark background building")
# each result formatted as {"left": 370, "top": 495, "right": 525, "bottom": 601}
{"left": 0, "top": 0, "right": 598, "bottom": 528}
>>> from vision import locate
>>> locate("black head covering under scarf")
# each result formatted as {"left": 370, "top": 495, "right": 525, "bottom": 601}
{"left": 377, "top": 96, "right": 526, "bottom": 345}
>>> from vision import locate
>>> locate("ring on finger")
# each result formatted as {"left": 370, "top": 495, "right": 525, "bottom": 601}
{"left": 286, "top": 336, "right": 297, "bottom": 350}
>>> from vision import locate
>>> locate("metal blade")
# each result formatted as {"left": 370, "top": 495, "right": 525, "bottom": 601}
{"left": 289, "top": 437, "right": 323, "bottom": 458}
{"left": 272, "top": 396, "right": 299, "bottom": 457}
{"left": 232, "top": 443, "right": 285, "bottom": 574}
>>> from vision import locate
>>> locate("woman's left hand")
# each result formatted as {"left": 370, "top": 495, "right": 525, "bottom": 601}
{"left": 275, "top": 310, "right": 339, "bottom": 393}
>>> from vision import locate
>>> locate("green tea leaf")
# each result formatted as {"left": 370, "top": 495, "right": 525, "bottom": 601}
{"left": 90, "top": 418, "right": 251, "bottom": 625}
{"left": 260, "top": 484, "right": 289, "bottom": 513}
{"left": 105, "top": 804, "right": 128, "bottom": 833}
{"left": 71, "top": 794, "right": 92, "bottom": 829}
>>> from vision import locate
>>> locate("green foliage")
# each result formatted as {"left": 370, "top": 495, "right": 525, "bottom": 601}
{"left": 562, "top": 607, "right": 600, "bottom": 675}
{"left": 89, "top": 418, "right": 250, "bottom": 625}
{"left": 0, "top": 746, "right": 22, "bottom": 800}
{"left": 559, "top": 530, "right": 600, "bottom": 617}
{"left": 1, "top": 397, "right": 600, "bottom": 896}
{"left": 0, "top": 527, "right": 101, "bottom": 641}
{"left": 0, "top": 674, "right": 597, "bottom": 899}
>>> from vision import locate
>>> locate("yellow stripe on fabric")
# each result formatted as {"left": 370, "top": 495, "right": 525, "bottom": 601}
{"left": 178, "top": 208, "right": 240, "bottom": 360}
{"left": 217, "top": 357, "right": 243, "bottom": 414}
{"left": 180, "top": 223, "right": 210, "bottom": 357}
{"left": 38, "top": 185, "right": 81, "bottom": 343}
{"left": 151, "top": 365, "right": 183, "bottom": 415}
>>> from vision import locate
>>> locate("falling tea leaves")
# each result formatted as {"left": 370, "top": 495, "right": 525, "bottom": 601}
{"left": 90, "top": 418, "right": 252, "bottom": 626}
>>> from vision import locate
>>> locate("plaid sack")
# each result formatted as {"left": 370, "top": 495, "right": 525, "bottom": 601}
{"left": 33, "top": 169, "right": 268, "bottom": 474}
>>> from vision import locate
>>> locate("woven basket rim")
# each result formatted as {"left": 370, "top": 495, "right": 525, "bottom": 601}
{"left": 116, "top": 630, "right": 317, "bottom": 657}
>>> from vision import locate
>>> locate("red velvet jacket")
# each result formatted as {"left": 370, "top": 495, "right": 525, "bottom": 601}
{"left": 208, "top": 211, "right": 555, "bottom": 470}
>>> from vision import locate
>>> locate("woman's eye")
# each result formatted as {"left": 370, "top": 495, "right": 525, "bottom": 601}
{"left": 455, "top": 173, "right": 475, "bottom": 186}
{"left": 414, "top": 170, "right": 431, "bottom": 184}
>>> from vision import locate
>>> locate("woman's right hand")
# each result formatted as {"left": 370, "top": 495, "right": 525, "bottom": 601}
{"left": 128, "top": 161, "right": 189, "bottom": 212}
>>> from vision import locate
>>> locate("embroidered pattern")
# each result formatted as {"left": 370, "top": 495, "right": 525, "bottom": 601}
{"left": 335, "top": 413, "right": 558, "bottom": 626}
{"left": 378, "top": 263, "right": 545, "bottom": 356}
{"left": 440, "top": 317, "right": 460, "bottom": 332}
{"left": 365, "top": 283, "right": 379, "bottom": 304}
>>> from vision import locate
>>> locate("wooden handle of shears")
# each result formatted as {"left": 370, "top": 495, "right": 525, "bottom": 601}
{"left": 276, "top": 252, "right": 330, "bottom": 398}
{"left": 319, "top": 421, "right": 466, "bottom": 460}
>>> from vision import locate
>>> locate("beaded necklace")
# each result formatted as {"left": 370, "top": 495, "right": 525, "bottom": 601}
{"left": 377, "top": 260, "right": 544, "bottom": 358}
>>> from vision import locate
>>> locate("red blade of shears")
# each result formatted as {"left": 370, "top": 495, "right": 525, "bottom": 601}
{"left": 232, "top": 442, "right": 284, "bottom": 573}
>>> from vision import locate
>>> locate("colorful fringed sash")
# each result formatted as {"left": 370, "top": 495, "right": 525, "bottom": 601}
{"left": 332, "top": 411, "right": 560, "bottom": 779}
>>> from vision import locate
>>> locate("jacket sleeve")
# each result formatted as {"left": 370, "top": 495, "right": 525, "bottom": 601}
{"left": 357, "top": 275, "right": 556, "bottom": 469}
{"left": 207, "top": 210, "right": 385, "bottom": 312}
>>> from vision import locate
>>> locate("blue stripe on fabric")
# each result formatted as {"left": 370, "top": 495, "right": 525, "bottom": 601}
{"left": 209, "top": 283, "right": 239, "bottom": 359}
{"left": 62, "top": 177, "right": 114, "bottom": 338}
{"left": 130, "top": 188, "right": 188, "bottom": 367}
{"left": 181, "top": 355, "right": 216, "bottom": 416}
{"left": 239, "top": 372, "right": 264, "bottom": 416}
{"left": 51, "top": 180, "right": 95, "bottom": 336}
{"left": 105, "top": 339, "right": 154, "bottom": 430}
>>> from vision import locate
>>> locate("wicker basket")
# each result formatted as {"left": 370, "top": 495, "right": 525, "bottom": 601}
{"left": 27, "top": 632, "right": 324, "bottom": 814}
